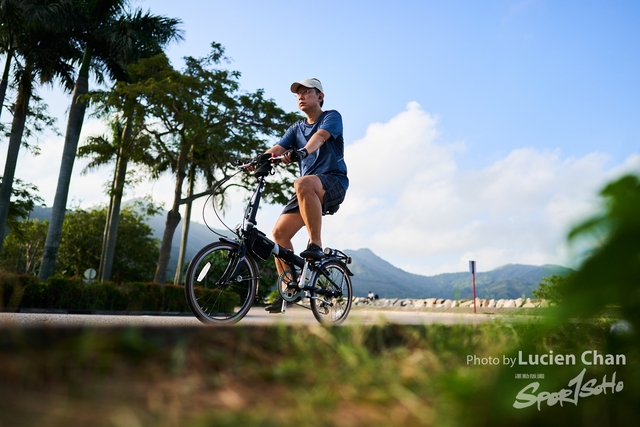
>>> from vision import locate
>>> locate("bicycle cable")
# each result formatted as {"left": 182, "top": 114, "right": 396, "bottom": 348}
{"left": 202, "top": 153, "right": 288, "bottom": 240}
{"left": 202, "top": 169, "right": 243, "bottom": 239}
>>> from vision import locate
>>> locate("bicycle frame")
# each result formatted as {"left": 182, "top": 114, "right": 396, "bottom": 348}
{"left": 234, "top": 165, "right": 352, "bottom": 306}
{"left": 216, "top": 165, "right": 305, "bottom": 290}
{"left": 186, "top": 153, "right": 353, "bottom": 323}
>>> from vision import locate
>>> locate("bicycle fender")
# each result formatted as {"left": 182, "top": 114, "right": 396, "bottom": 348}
{"left": 219, "top": 236, "right": 239, "bottom": 245}
{"left": 318, "top": 259, "right": 354, "bottom": 277}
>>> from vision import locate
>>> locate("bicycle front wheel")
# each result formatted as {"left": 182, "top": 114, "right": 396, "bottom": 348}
{"left": 184, "top": 241, "right": 259, "bottom": 324}
{"left": 310, "top": 261, "right": 352, "bottom": 325}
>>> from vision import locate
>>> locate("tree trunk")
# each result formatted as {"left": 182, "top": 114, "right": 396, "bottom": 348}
{"left": 153, "top": 144, "right": 190, "bottom": 285}
{"left": 173, "top": 163, "right": 195, "bottom": 285}
{"left": 39, "top": 48, "right": 91, "bottom": 281}
{"left": 25, "top": 239, "right": 42, "bottom": 275}
{"left": 99, "top": 176, "right": 116, "bottom": 279}
{"left": 99, "top": 126, "right": 130, "bottom": 282}
{"left": 0, "top": 48, "right": 14, "bottom": 120}
{"left": 0, "top": 69, "right": 32, "bottom": 253}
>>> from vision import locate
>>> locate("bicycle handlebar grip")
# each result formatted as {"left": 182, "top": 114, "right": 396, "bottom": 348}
{"left": 253, "top": 153, "right": 274, "bottom": 177}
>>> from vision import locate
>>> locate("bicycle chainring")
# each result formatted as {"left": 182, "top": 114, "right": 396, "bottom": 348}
{"left": 277, "top": 270, "right": 302, "bottom": 303}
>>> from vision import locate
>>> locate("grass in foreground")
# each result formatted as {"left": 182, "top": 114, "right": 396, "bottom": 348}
{"left": 0, "top": 320, "right": 638, "bottom": 426}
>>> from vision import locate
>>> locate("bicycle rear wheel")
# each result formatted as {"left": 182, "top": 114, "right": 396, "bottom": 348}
{"left": 310, "top": 260, "right": 352, "bottom": 325}
{"left": 184, "top": 241, "right": 258, "bottom": 324}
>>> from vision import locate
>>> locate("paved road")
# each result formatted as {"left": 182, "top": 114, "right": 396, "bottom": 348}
{"left": 0, "top": 307, "right": 496, "bottom": 327}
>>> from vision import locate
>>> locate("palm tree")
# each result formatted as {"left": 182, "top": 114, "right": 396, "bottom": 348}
{"left": 1, "top": 0, "right": 75, "bottom": 117}
{"left": 78, "top": 110, "right": 153, "bottom": 283}
{"left": 0, "top": 0, "right": 21, "bottom": 119}
{"left": 38, "top": 2, "right": 182, "bottom": 281}
{"left": 76, "top": 117, "right": 126, "bottom": 280}
{"left": 0, "top": 0, "right": 77, "bottom": 254}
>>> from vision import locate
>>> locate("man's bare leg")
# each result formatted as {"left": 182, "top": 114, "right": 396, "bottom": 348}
{"left": 294, "top": 175, "right": 325, "bottom": 248}
{"left": 272, "top": 212, "right": 305, "bottom": 275}
{"left": 267, "top": 212, "right": 305, "bottom": 313}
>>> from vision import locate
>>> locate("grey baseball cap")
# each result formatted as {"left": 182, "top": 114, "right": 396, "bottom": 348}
{"left": 290, "top": 78, "right": 323, "bottom": 93}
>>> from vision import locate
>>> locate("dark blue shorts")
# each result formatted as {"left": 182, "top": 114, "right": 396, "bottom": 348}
{"left": 282, "top": 174, "right": 347, "bottom": 216}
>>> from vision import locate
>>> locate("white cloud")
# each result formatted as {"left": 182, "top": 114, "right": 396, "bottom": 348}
{"left": 5, "top": 117, "right": 111, "bottom": 208}
{"left": 324, "top": 102, "right": 638, "bottom": 276}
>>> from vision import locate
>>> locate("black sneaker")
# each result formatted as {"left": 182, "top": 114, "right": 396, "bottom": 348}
{"left": 265, "top": 296, "right": 286, "bottom": 313}
{"left": 300, "top": 242, "right": 324, "bottom": 260}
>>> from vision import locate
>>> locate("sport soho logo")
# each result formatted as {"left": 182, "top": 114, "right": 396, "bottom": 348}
{"left": 467, "top": 350, "right": 626, "bottom": 411}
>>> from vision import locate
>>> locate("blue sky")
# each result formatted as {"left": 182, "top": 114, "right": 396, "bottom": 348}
{"left": 151, "top": 0, "right": 639, "bottom": 167}
{"left": 3, "top": 0, "right": 639, "bottom": 275}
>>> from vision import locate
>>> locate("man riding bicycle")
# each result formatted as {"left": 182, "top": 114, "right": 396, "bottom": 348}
{"left": 263, "top": 78, "right": 349, "bottom": 313}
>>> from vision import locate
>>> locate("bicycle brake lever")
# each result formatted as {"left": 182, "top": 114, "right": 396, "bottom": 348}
{"left": 230, "top": 155, "right": 251, "bottom": 167}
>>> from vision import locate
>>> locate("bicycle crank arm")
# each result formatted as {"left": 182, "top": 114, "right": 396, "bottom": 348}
{"left": 309, "top": 295, "right": 333, "bottom": 306}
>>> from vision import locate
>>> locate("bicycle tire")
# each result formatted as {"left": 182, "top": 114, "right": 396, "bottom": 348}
{"left": 184, "top": 241, "right": 259, "bottom": 324}
{"left": 309, "top": 260, "right": 352, "bottom": 325}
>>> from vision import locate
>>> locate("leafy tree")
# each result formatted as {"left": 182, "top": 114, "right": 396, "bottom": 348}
{"left": 0, "top": 177, "right": 43, "bottom": 227}
{"left": 95, "top": 45, "right": 299, "bottom": 284}
{"left": 557, "top": 174, "right": 640, "bottom": 329}
{"left": 56, "top": 205, "right": 159, "bottom": 282}
{"left": 0, "top": 176, "right": 46, "bottom": 275}
{"left": 173, "top": 159, "right": 195, "bottom": 285}
{"left": 39, "top": 0, "right": 183, "bottom": 281}
{"left": 0, "top": 218, "right": 47, "bottom": 274}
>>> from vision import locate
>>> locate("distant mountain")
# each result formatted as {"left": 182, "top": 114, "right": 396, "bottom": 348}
{"left": 146, "top": 211, "right": 232, "bottom": 278}
{"left": 345, "top": 248, "right": 573, "bottom": 300}
{"left": 29, "top": 205, "right": 572, "bottom": 298}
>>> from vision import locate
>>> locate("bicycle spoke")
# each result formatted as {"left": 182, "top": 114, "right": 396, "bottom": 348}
{"left": 310, "top": 261, "right": 352, "bottom": 325}
{"left": 184, "top": 242, "right": 258, "bottom": 324}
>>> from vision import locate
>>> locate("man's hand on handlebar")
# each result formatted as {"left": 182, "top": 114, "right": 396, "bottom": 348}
{"left": 283, "top": 148, "right": 308, "bottom": 164}
{"left": 240, "top": 151, "right": 285, "bottom": 172}
{"left": 237, "top": 148, "right": 307, "bottom": 172}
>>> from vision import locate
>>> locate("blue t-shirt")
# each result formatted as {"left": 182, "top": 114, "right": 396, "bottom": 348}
{"left": 277, "top": 110, "right": 349, "bottom": 191}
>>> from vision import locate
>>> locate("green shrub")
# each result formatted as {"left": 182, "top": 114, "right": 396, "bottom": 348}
{"left": 0, "top": 272, "right": 238, "bottom": 314}
{"left": 559, "top": 174, "right": 640, "bottom": 327}
{"left": 532, "top": 274, "right": 573, "bottom": 305}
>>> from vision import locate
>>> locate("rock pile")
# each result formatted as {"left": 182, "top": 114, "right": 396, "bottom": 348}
{"left": 352, "top": 297, "right": 546, "bottom": 310}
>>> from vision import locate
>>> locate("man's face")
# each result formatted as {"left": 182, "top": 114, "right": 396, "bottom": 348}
{"left": 295, "top": 86, "right": 321, "bottom": 112}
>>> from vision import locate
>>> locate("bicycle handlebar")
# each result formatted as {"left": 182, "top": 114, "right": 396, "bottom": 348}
{"left": 229, "top": 150, "right": 293, "bottom": 170}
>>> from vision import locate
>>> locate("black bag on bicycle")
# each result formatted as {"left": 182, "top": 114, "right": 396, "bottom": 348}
{"left": 248, "top": 228, "right": 274, "bottom": 260}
